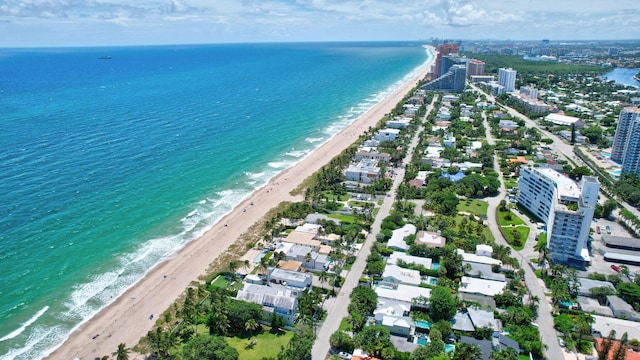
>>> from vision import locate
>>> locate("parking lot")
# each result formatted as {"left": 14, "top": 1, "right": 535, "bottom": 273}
{"left": 586, "top": 216, "right": 640, "bottom": 279}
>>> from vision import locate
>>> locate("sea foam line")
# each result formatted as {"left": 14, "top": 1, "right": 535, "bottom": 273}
{"left": 0, "top": 306, "right": 49, "bottom": 343}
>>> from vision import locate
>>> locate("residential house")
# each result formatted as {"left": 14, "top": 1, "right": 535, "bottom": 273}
{"left": 607, "top": 295, "right": 640, "bottom": 321}
{"left": 345, "top": 160, "right": 381, "bottom": 184}
{"left": 236, "top": 283, "right": 297, "bottom": 325}
{"left": 374, "top": 128, "right": 401, "bottom": 142}
{"left": 387, "top": 224, "right": 417, "bottom": 251}
{"left": 415, "top": 231, "right": 446, "bottom": 248}
{"left": 382, "top": 264, "right": 422, "bottom": 286}
{"left": 387, "top": 252, "right": 432, "bottom": 269}
{"left": 375, "top": 283, "right": 431, "bottom": 305}
{"left": 267, "top": 267, "right": 312, "bottom": 290}
{"left": 459, "top": 276, "right": 506, "bottom": 297}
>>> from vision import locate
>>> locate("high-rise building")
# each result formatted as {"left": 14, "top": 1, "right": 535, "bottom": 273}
{"left": 517, "top": 167, "right": 599, "bottom": 264}
{"left": 433, "top": 43, "right": 459, "bottom": 78}
{"left": 611, "top": 107, "right": 640, "bottom": 168}
{"left": 498, "top": 68, "right": 517, "bottom": 93}
{"left": 440, "top": 55, "right": 466, "bottom": 77}
{"left": 467, "top": 59, "right": 485, "bottom": 77}
{"left": 422, "top": 64, "right": 466, "bottom": 93}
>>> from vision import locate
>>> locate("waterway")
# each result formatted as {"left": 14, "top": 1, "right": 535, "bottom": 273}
{"left": 601, "top": 67, "right": 640, "bottom": 88}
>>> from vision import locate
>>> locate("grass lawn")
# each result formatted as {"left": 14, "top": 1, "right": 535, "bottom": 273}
{"left": 210, "top": 275, "right": 228, "bottom": 288}
{"left": 339, "top": 317, "right": 352, "bottom": 332}
{"left": 450, "top": 214, "right": 495, "bottom": 242}
{"left": 500, "top": 225, "right": 530, "bottom": 251}
{"left": 323, "top": 190, "right": 350, "bottom": 202}
{"left": 328, "top": 213, "right": 356, "bottom": 223}
{"left": 457, "top": 199, "right": 489, "bottom": 217}
{"left": 496, "top": 209, "right": 525, "bottom": 226}
{"left": 504, "top": 178, "right": 519, "bottom": 189}
{"left": 227, "top": 328, "right": 294, "bottom": 360}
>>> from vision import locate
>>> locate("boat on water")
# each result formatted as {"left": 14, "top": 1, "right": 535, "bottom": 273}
{"left": 98, "top": 56, "right": 112, "bottom": 60}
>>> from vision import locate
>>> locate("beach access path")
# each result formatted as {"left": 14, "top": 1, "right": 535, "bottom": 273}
{"left": 311, "top": 93, "right": 438, "bottom": 360}
{"left": 47, "top": 48, "right": 435, "bottom": 360}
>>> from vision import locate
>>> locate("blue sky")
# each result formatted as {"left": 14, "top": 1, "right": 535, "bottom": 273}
{"left": 0, "top": 0, "right": 638, "bottom": 47}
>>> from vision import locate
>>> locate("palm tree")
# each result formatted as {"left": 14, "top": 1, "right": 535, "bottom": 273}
{"left": 318, "top": 270, "right": 328, "bottom": 289}
{"left": 489, "top": 347, "right": 518, "bottom": 360}
{"left": 112, "top": 343, "right": 130, "bottom": 360}
{"left": 243, "top": 259, "right": 251, "bottom": 274}
{"left": 452, "top": 342, "right": 482, "bottom": 360}
{"left": 244, "top": 318, "right": 260, "bottom": 336}
{"left": 575, "top": 313, "right": 595, "bottom": 348}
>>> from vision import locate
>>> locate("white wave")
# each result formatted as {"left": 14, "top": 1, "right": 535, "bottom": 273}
{"left": 244, "top": 171, "right": 266, "bottom": 180}
{"left": 0, "top": 306, "right": 49, "bottom": 343}
{"left": 198, "top": 199, "right": 206, "bottom": 205}
{"left": 0, "top": 324, "right": 65, "bottom": 360}
{"left": 267, "top": 161, "right": 291, "bottom": 169}
{"left": 285, "top": 150, "right": 307, "bottom": 158}
{"left": 305, "top": 137, "right": 324, "bottom": 143}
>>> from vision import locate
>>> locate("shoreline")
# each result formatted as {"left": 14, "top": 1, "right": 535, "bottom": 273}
{"left": 46, "top": 46, "right": 436, "bottom": 360}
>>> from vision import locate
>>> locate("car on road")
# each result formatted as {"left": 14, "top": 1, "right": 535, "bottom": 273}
{"left": 606, "top": 225, "right": 612, "bottom": 234}
{"left": 596, "top": 226, "right": 601, "bottom": 234}
{"left": 558, "top": 338, "right": 565, "bottom": 347}
{"left": 338, "top": 352, "right": 352, "bottom": 359}
{"left": 612, "top": 264, "right": 621, "bottom": 273}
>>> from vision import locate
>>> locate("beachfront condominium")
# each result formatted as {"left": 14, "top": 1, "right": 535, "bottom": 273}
{"left": 611, "top": 107, "right": 640, "bottom": 175}
{"left": 434, "top": 43, "right": 459, "bottom": 78}
{"left": 517, "top": 167, "right": 599, "bottom": 264}
{"left": 498, "top": 68, "right": 517, "bottom": 93}
{"left": 422, "top": 64, "right": 467, "bottom": 93}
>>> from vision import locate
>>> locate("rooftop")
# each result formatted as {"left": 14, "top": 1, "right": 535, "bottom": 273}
{"left": 535, "top": 167, "right": 581, "bottom": 199}
{"left": 284, "top": 231, "right": 320, "bottom": 247}
{"left": 459, "top": 276, "right": 507, "bottom": 297}
{"left": 382, "top": 264, "right": 422, "bottom": 286}
{"left": 375, "top": 283, "right": 431, "bottom": 304}
{"left": 387, "top": 252, "right": 432, "bottom": 269}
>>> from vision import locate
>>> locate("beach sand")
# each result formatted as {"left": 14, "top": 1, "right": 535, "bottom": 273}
{"left": 47, "top": 47, "right": 435, "bottom": 360}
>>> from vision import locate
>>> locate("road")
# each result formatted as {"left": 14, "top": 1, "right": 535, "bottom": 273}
{"left": 311, "top": 95, "right": 437, "bottom": 360}
{"left": 475, "top": 87, "right": 565, "bottom": 360}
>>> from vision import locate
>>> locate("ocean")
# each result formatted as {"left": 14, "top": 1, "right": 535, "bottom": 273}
{"left": 0, "top": 42, "right": 431, "bottom": 359}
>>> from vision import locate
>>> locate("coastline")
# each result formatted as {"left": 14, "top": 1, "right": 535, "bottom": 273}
{"left": 46, "top": 45, "right": 436, "bottom": 360}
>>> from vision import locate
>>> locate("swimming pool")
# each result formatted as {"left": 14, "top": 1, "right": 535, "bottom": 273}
{"left": 445, "top": 344, "right": 455, "bottom": 353}
{"left": 415, "top": 320, "right": 432, "bottom": 329}
{"left": 432, "top": 263, "right": 440, "bottom": 270}
{"left": 602, "top": 152, "right": 611, "bottom": 158}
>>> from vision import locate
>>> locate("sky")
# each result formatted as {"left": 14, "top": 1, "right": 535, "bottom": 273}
{"left": 0, "top": 0, "right": 638, "bottom": 47}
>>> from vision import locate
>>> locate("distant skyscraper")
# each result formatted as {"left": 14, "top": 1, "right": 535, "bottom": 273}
{"left": 467, "top": 59, "right": 485, "bottom": 77}
{"left": 498, "top": 68, "right": 517, "bottom": 93}
{"left": 611, "top": 107, "right": 640, "bottom": 175}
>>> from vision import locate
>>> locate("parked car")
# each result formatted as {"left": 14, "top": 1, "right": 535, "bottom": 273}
{"left": 596, "top": 226, "right": 601, "bottom": 234}
{"left": 611, "top": 264, "right": 621, "bottom": 273}
{"left": 338, "top": 352, "right": 352, "bottom": 360}
{"left": 606, "top": 225, "right": 612, "bottom": 234}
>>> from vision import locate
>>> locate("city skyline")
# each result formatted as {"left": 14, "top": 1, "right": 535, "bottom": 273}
{"left": 0, "top": 0, "right": 638, "bottom": 47}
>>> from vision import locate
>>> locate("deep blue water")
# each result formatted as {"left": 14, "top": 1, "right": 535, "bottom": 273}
{"left": 0, "top": 42, "right": 431, "bottom": 359}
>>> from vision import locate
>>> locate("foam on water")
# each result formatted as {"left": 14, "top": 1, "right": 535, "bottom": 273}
{"left": 0, "top": 306, "right": 49, "bottom": 343}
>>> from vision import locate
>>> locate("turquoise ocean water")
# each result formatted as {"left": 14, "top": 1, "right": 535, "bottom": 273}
{"left": 0, "top": 42, "right": 431, "bottom": 359}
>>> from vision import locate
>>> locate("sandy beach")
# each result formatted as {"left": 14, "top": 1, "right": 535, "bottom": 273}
{"left": 47, "top": 47, "right": 435, "bottom": 360}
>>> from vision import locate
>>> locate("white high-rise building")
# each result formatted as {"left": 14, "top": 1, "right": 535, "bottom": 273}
{"left": 611, "top": 107, "right": 640, "bottom": 175}
{"left": 517, "top": 167, "right": 599, "bottom": 264}
{"left": 498, "top": 68, "right": 517, "bottom": 93}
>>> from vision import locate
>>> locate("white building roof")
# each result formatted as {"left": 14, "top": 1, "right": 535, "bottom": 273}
{"left": 294, "top": 223, "right": 322, "bottom": 234}
{"left": 382, "top": 264, "right": 422, "bottom": 286}
{"left": 387, "top": 252, "right": 432, "bottom": 269}
{"left": 535, "top": 167, "right": 581, "bottom": 199}
{"left": 375, "top": 284, "right": 431, "bottom": 304}
{"left": 592, "top": 315, "right": 640, "bottom": 341}
{"left": 476, "top": 244, "right": 493, "bottom": 255}
{"left": 545, "top": 113, "right": 580, "bottom": 126}
{"left": 457, "top": 249, "right": 502, "bottom": 266}
{"left": 467, "top": 308, "right": 501, "bottom": 330}
{"left": 374, "top": 299, "right": 411, "bottom": 317}
{"left": 380, "top": 315, "right": 413, "bottom": 329}
{"left": 459, "top": 276, "right": 507, "bottom": 297}
{"left": 387, "top": 224, "right": 417, "bottom": 251}
{"left": 425, "top": 146, "right": 444, "bottom": 158}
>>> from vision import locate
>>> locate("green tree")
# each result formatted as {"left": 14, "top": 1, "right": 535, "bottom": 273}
{"left": 429, "top": 286, "right": 457, "bottom": 322}
{"left": 355, "top": 325, "right": 394, "bottom": 358}
{"left": 330, "top": 330, "right": 355, "bottom": 353}
{"left": 602, "top": 198, "right": 618, "bottom": 218}
{"left": 112, "top": 343, "right": 130, "bottom": 360}
{"left": 452, "top": 342, "right": 483, "bottom": 360}
{"left": 489, "top": 347, "right": 518, "bottom": 360}
{"left": 181, "top": 334, "right": 239, "bottom": 360}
